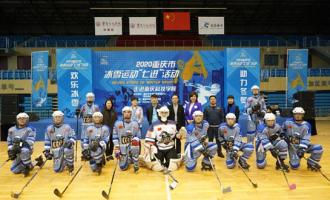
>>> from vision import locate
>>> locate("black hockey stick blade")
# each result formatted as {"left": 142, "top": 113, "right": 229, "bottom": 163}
{"left": 53, "top": 188, "right": 63, "bottom": 198}
{"left": 222, "top": 186, "right": 232, "bottom": 193}
{"left": 11, "top": 191, "right": 20, "bottom": 199}
{"left": 101, "top": 190, "right": 109, "bottom": 200}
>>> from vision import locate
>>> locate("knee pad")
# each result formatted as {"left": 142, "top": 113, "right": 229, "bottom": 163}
{"left": 289, "top": 161, "right": 300, "bottom": 169}
{"left": 226, "top": 159, "right": 235, "bottom": 169}
{"left": 256, "top": 159, "right": 266, "bottom": 169}
{"left": 168, "top": 155, "right": 183, "bottom": 171}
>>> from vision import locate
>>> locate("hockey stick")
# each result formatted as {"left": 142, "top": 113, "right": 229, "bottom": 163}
{"left": 275, "top": 155, "right": 296, "bottom": 190}
{"left": 11, "top": 157, "right": 47, "bottom": 198}
{"left": 207, "top": 156, "right": 232, "bottom": 193}
{"left": 153, "top": 156, "right": 179, "bottom": 190}
{"left": 53, "top": 164, "right": 84, "bottom": 198}
{"left": 302, "top": 156, "right": 330, "bottom": 182}
{"left": 75, "top": 106, "right": 80, "bottom": 162}
{"left": 289, "top": 142, "right": 330, "bottom": 183}
{"left": 101, "top": 158, "right": 119, "bottom": 200}
{"left": 235, "top": 157, "right": 258, "bottom": 188}
{"left": 0, "top": 158, "right": 10, "bottom": 169}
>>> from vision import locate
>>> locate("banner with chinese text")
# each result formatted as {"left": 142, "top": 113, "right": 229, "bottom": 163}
{"left": 56, "top": 49, "right": 93, "bottom": 117}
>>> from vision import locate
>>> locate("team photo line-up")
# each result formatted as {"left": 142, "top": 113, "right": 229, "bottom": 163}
{"left": 3, "top": 84, "right": 326, "bottom": 198}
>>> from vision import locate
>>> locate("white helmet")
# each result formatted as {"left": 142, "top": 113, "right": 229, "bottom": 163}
{"left": 292, "top": 107, "right": 305, "bottom": 114}
{"left": 193, "top": 110, "right": 203, "bottom": 117}
{"left": 16, "top": 112, "right": 29, "bottom": 119}
{"left": 52, "top": 111, "right": 64, "bottom": 117}
{"left": 122, "top": 106, "right": 132, "bottom": 113}
{"left": 264, "top": 113, "right": 276, "bottom": 121}
{"left": 226, "top": 113, "right": 236, "bottom": 119}
{"left": 157, "top": 106, "right": 169, "bottom": 113}
{"left": 92, "top": 112, "right": 103, "bottom": 118}
{"left": 86, "top": 92, "right": 95, "bottom": 98}
{"left": 251, "top": 85, "right": 260, "bottom": 91}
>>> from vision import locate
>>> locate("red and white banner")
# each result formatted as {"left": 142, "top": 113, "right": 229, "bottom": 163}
{"left": 198, "top": 17, "right": 224, "bottom": 35}
{"left": 94, "top": 17, "right": 122, "bottom": 35}
{"left": 129, "top": 17, "right": 157, "bottom": 35}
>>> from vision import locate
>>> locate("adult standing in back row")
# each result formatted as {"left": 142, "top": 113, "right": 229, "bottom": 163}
{"left": 184, "top": 91, "right": 202, "bottom": 124}
{"left": 203, "top": 95, "right": 224, "bottom": 158}
{"left": 102, "top": 98, "right": 117, "bottom": 161}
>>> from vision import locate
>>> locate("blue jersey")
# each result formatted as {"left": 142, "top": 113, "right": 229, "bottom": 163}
{"left": 7, "top": 126, "right": 36, "bottom": 150}
{"left": 218, "top": 123, "right": 242, "bottom": 151}
{"left": 282, "top": 118, "right": 311, "bottom": 149}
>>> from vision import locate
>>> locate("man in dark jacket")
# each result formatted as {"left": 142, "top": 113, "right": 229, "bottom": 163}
{"left": 146, "top": 94, "right": 161, "bottom": 125}
{"left": 167, "top": 94, "right": 185, "bottom": 154}
{"left": 203, "top": 95, "right": 224, "bottom": 157}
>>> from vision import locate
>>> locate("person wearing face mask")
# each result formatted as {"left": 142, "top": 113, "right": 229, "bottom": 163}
{"left": 184, "top": 91, "right": 202, "bottom": 124}
{"left": 113, "top": 106, "right": 141, "bottom": 173}
{"left": 142, "top": 106, "right": 183, "bottom": 171}
{"left": 245, "top": 85, "right": 267, "bottom": 143}
{"left": 218, "top": 113, "right": 254, "bottom": 170}
{"left": 102, "top": 98, "right": 117, "bottom": 161}
{"left": 282, "top": 107, "right": 323, "bottom": 171}
{"left": 7, "top": 113, "right": 41, "bottom": 176}
{"left": 78, "top": 92, "right": 100, "bottom": 160}
{"left": 146, "top": 94, "right": 161, "bottom": 125}
{"left": 225, "top": 95, "right": 240, "bottom": 121}
{"left": 184, "top": 111, "right": 217, "bottom": 171}
{"left": 82, "top": 112, "right": 109, "bottom": 175}
{"left": 44, "top": 111, "right": 76, "bottom": 173}
{"left": 255, "top": 113, "right": 289, "bottom": 172}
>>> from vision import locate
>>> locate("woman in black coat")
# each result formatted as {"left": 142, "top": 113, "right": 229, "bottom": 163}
{"left": 102, "top": 98, "right": 117, "bottom": 161}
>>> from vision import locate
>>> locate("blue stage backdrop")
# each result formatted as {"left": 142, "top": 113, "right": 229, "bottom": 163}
{"left": 56, "top": 49, "right": 93, "bottom": 117}
{"left": 31, "top": 51, "right": 49, "bottom": 108}
{"left": 224, "top": 48, "right": 260, "bottom": 111}
{"left": 93, "top": 50, "right": 224, "bottom": 111}
{"left": 287, "top": 49, "right": 308, "bottom": 106}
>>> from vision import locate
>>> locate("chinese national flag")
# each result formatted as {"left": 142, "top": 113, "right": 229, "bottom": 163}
{"left": 163, "top": 12, "right": 190, "bottom": 31}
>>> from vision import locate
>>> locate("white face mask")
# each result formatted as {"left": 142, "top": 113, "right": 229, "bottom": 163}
{"left": 159, "top": 112, "right": 169, "bottom": 122}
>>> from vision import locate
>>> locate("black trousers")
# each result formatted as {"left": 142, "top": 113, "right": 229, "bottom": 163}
{"left": 207, "top": 126, "right": 222, "bottom": 153}
{"left": 155, "top": 147, "right": 177, "bottom": 168}
{"left": 105, "top": 132, "right": 114, "bottom": 157}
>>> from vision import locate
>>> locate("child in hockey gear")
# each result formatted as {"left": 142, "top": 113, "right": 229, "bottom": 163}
{"left": 184, "top": 111, "right": 217, "bottom": 171}
{"left": 7, "top": 113, "right": 36, "bottom": 176}
{"left": 113, "top": 106, "right": 141, "bottom": 173}
{"left": 44, "top": 111, "right": 76, "bottom": 173}
{"left": 79, "top": 92, "right": 100, "bottom": 154}
{"left": 82, "top": 112, "right": 109, "bottom": 175}
{"left": 256, "top": 113, "right": 289, "bottom": 172}
{"left": 282, "top": 107, "right": 323, "bottom": 171}
{"left": 245, "top": 85, "right": 267, "bottom": 143}
{"left": 142, "top": 106, "right": 183, "bottom": 171}
{"left": 218, "top": 113, "right": 254, "bottom": 170}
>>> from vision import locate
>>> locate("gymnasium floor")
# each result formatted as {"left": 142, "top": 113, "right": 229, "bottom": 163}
{"left": 0, "top": 121, "right": 329, "bottom": 200}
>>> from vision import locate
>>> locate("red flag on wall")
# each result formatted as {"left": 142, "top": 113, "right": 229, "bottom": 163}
{"left": 163, "top": 12, "right": 190, "bottom": 31}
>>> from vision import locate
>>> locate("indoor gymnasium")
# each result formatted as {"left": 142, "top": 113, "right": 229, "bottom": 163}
{"left": 0, "top": 1, "right": 330, "bottom": 199}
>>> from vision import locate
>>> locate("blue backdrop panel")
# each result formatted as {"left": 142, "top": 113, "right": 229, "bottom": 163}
{"left": 93, "top": 50, "right": 224, "bottom": 110}
{"left": 56, "top": 48, "right": 93, "bottom": 117}
{"left": 287, "top": 49, "right": 308, "bottom": 106}
{"left": 224, "top": 48, "right": 260, "bottom": 111}
{"left": 31, "top": 51, "right": 49, "bottom": 108}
